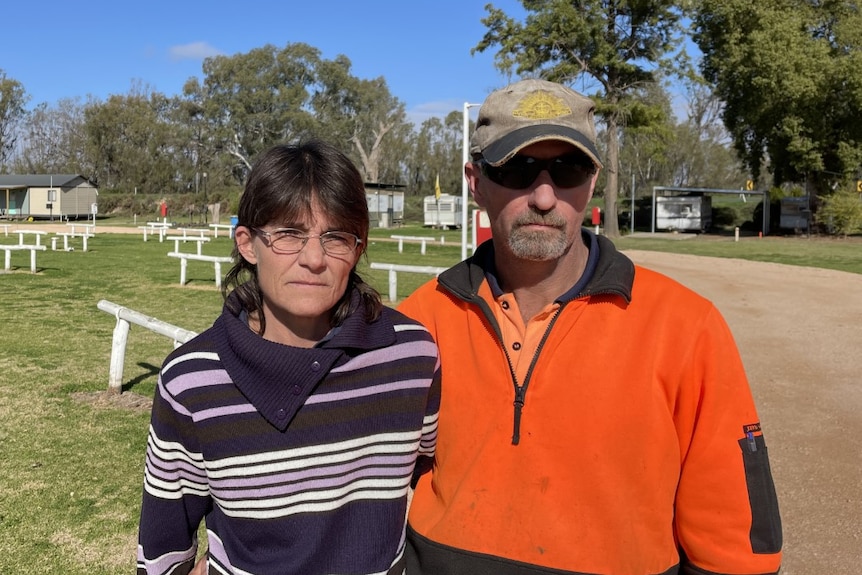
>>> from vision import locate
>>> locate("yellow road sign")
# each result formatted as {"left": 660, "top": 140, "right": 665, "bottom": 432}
{"left": 745, "top": 180, "right": 754, "bottom": 191}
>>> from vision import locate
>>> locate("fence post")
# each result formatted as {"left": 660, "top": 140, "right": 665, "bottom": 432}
{"left": 108, "top": 318, "right": 131, "bottom": 394}
{"left": 97, "top": 300, "right": 198, "bottom": 394}
{"left": 388, "top": 269, "right": 398, "bottom": 302}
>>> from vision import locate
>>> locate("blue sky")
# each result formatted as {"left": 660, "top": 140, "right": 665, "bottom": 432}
{"left": 2, "top": 0, "right": 534, "bottom": 124}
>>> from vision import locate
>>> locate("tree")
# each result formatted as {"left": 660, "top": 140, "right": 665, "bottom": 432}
{"left": 616, "top": 81, "right": 675, "bottom": 209}
{"left": 12, "top": 98, "right": 92, "bottom": 175}
{"left": 0, "top": 70, "right": 28, "bottom": 168}
{"left": 693, "top": 0, "right": 862, "bottom": 211}
{"left": 186, "top": 43, "right": 321, "bottom": 180}
{"left": 666, "top": 78, "right": 743, "bottom": 189}
{"left": 345, "top": 77, "right": 410, "bottom": 184}
{"left": 83, "top": 84, "right": 178, "bottom": 193}
{"left": 407, "top": 111, "right": 465, "bottom": 198}
{"left": 311, "top": 57, "right": 411, "bottom": 183}
{"left": 474, "top": 0, "right": 692, "bottom": 237}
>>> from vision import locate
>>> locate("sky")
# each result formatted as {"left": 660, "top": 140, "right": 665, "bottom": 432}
{"left": 2, "top": 0, "right": 534, "bottom": 125}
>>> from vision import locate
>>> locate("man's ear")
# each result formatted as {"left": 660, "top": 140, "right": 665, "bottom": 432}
{"left": 234, "top": 226, "right": 258, "bottom": 265}
{"left": 464, "top": 162, "right": 487, "bottom": 209}
{"left": 587, "top": 169, "right": 600, "bottom": 203}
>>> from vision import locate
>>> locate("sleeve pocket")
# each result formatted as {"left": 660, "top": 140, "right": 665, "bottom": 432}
{"left": 738, "top": 434, "right": 783, "bottom": 554}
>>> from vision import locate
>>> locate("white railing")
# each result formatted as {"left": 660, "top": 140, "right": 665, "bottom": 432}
{"left": 370, "top": 262, "right": 448, "bottom": 302}
{"left": 97, "top": 300, "right": 198, "bottom": 394}
{"left": 389, "top": 235, "right": 439, "bottom": 255}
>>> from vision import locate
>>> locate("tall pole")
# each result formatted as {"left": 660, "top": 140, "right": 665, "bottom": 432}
{"left": 203, "top": 172, "right": 208, "bottom": 225}
{"left": 631, "top": 171, "right": 635, "bottom": 235}
{"left": 462, "top": 102, "right": 480, "bottom": 260}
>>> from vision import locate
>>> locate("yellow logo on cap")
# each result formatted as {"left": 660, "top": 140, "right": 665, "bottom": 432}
{"left": 512, "top": 91, "right": 571, "bottom": 120}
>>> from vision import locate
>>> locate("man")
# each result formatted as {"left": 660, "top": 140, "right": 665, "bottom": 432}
{"left": 398, "top": 79, "right": 782, "bottom": 575}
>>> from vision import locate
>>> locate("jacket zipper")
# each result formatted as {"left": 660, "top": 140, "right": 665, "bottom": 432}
{"left": 507, "top": 305, "right": 565, "bottom": 445}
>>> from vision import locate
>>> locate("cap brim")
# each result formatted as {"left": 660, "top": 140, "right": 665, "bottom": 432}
{"left": 482, "top": 125, "right": 603, "bottom": 169}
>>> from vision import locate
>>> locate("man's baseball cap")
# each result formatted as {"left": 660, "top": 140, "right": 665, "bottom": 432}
{"left": 470, "top": 78, "right": 603, "bottom": 169}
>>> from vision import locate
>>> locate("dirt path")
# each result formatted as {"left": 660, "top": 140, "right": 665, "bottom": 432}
{"left": 623, "top": 250, "right": 862, "bottom": 575}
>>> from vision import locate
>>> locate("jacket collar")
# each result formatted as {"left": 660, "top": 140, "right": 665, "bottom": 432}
{"left": 438, "top": 228, "right": 634, "bottom": 305}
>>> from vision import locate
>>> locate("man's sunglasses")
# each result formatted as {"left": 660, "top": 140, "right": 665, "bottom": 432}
{"left": 477, "top": 153, "right": 596, "bottom": 190}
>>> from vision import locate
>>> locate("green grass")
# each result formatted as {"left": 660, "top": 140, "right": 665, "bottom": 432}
{"left": 0, "top": 225, "right": 859, "bottom": 573}
{"left": 613, "top": 233, "right": 862, "bottom": 275}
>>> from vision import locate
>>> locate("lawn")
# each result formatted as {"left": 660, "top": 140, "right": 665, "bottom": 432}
{"left": 0, "top": 225, "right": 858, "bottom": 573}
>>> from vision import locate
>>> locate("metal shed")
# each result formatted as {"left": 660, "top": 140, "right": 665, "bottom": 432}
{"left": 365, "top": 183, "right": 405, "bottom": 228}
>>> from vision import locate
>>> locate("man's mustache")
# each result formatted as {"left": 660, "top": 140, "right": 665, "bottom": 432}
{"left": 513, "top": 211, "right": 566, "bottom": 228}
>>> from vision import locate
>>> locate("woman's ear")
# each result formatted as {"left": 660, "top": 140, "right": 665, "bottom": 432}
{"left": 234, "top": 226, "right": 258, "bottom": 264}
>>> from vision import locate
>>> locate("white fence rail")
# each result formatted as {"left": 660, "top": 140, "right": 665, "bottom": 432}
{"left": 369, "top": 262, "right": 448, "bottom": 302}
{"left": 97, "top": 299, "right": 198, "bottom": 393}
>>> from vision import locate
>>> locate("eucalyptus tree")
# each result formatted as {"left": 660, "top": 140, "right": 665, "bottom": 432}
{"left": 473, "top": 0, "right": 688, "bottom": 236}
{"left": 13, "top": 98, "right": 91, "bottom": 175}
{"left": 168, "top": 91, "right": 232, "bottom": 200}
{"left": 407, "top": 111, "right": 465, "bottom": 198}
{"left": 0, "top": 70, "right": 28, "bottom": 168}
{"left": 184, "top": 43, "right": 321, "bottom": 180}
{"left": 616, "top": 77, "right": 743, "bottom": 213}
{"left": 474, "top": 0, "right": 692, "bottom": 237}
{"left": 693, "top": 0, "right": 862, "bottom": 206}
{"left": 82, "top": 85, "right": 178, "bottom": 193}
{"left": 347, "top": 77, "right": 411, "bottom": 184}
{"left": 616, "top": 82, "right": 675, "bottom": 200}
{"left": 670, "top": 81, "right": 743, "bottom": 190}
{"left": 311, "top": 56, "right": 411, "bottom": 184}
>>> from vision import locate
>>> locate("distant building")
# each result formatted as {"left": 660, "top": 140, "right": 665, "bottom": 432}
{"left": 0, "top": 174, "right": 98, "bottom": 220}
{"left": 365, "top": 183, "right": 405, "bottom": 228}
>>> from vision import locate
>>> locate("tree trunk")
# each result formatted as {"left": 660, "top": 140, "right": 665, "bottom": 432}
{"left": 602, "top": 115, "right": 621, "bottom": 238}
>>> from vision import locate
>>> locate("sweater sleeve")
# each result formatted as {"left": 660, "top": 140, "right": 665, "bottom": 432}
{"left": 413, "top": 358, "right": 441, "bottom": 486}
{"left": 674, "top": 305, "right": 782, "bottom": 575}
{"left": 136, "top": 369, "right": 211, "bottom": 575}
{"left": 398, "top": 287, "right": 442, "bottom": 487}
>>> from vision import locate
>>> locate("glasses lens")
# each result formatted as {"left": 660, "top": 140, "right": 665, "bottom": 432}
{"left": 547, "top": 155, "right": 595, "bottom": 188}
{"left": 260, "top": 228, "right": 359, "bottom": 256}
{"left": 269, "top": 229, "right": 307, "bottom": 253}
{"left": 481, "top": 154, "right": 595, "bottom": 189}
{"left": 481, "top": 158, "right": 534, "bottom": 189}
{"left": 320, "top": 232, "right": 358, "bottom": 255}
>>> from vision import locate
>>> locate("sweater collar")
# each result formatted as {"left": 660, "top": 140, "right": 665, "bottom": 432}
{"left": 213, "top": 290, "right": 396, "bottom": 430}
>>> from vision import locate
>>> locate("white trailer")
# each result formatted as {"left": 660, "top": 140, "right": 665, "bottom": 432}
{"left": 655, "top": 195, "right": 712, "bottom": 232}
{"left": 424, "top": 194, "right": 462, "bottom": 228}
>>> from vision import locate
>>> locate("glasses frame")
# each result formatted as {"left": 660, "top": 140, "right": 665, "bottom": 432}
{"left": 252, "top": 227, "right": 362, "bottom": 257}
{"left": 477, "top": 153, "right": 597, "bottom": 190}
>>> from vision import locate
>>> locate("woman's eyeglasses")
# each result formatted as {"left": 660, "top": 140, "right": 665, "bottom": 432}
{"left": 478, "top": 153, "right": 596, "bottom": 190}
{"left": 253, "top": 228, "right": 362, "bottom": 256}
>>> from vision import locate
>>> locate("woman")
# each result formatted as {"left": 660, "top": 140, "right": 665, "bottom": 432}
{"left": 137, "top": 140, "right": 440, "bottom": 575}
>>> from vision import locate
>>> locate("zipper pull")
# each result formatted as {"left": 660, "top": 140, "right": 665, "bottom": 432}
{"left": 512, "top": 387, "right": 526, "bottom": 445}
{"left": 747, "top": 431, "right": 757, "bottom": 452}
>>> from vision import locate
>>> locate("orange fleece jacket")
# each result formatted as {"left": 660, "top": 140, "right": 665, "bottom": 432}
{"left": 399, "top": 235, "right": 782, "bottom": 575}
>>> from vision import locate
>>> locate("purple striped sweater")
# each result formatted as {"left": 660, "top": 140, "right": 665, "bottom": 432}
{"left": 137, "top": 293, "right": 440, "bottom": 575}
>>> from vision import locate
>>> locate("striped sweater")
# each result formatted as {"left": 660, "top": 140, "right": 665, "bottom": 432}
{"left": 137, "top": 292, "right": 441, "bottom": 575}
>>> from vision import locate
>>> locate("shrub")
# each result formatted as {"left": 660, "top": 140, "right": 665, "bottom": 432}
{"left": 816, "top": 189, "right": 862, "bottom": 237}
